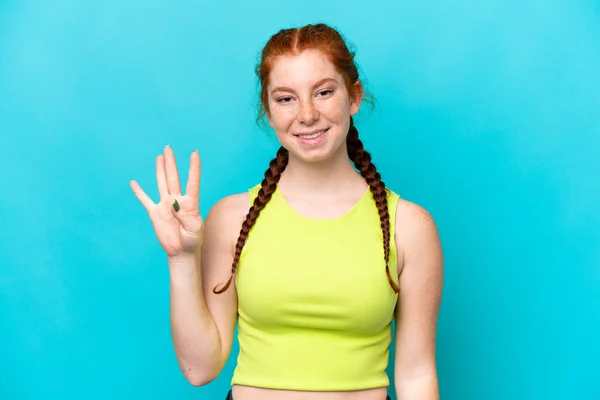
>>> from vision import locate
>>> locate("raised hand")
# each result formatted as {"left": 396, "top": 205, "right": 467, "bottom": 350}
{"left": 130, "top": 146, "right": 203, "bottom": 258}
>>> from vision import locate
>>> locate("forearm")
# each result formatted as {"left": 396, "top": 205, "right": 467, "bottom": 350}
{"left": 395, "top": 371, "right": 440, "bottom": 400}
{"left": 168, "top": 252, "right": 222, "bottom": 385}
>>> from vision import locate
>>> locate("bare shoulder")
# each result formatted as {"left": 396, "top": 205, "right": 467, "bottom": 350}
{"left": 395, "top": 198, "right": 438, "bottom": 234}
{"left": 204, "top": 192, "right": 250, "bottom": 232}
{"left": 207, "top": 192, "right": 250, "bottom": 219}
{"left": 394, "top": 198, "right": 442, "bottom": 266}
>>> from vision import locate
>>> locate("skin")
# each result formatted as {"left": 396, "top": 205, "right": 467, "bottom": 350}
{"left": 130, "top": 49, "right": 443, "bottom": 400}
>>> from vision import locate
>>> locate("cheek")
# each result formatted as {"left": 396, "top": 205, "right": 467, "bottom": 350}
{"left": 323, "top": 97, "right": 351, "bottom": 122}
{"left": 268, "top": 108, "right": 296, "bottom": 131}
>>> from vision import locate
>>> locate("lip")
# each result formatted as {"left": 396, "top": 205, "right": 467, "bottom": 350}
{"left": 295, "top": 128, "right": 328, "bottom": 147}
{"left": 294, "top": 128, "right": 329, "bottom": 136}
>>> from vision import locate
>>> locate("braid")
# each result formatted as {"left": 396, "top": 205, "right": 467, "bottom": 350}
{"left": 347, "top": 118, "right": 400, "bottom": 293}
{"left": 213, "top": 146, "right": 289, "bottom": 294}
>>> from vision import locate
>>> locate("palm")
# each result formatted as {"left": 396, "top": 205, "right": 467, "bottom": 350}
{"left": 130, "top": 146, "right": 203, "bottom": 257}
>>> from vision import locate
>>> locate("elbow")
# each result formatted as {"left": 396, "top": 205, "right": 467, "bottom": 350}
{"left": 176, "top": 348, "right": 225, "bottom": 387}
{"left": 179, "top": 360, "right": 221, "bottom": 387}
{"left": 184, "top": 369, "right": 218, "bottom": 387}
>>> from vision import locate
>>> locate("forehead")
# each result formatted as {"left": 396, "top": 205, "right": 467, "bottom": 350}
{"left": 267, "top": 49, "right": 342, "bottom": 88}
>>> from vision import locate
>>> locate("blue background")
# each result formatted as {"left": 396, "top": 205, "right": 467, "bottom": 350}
{"left": 1, "top": 0, "right": 599, "bottom": 399}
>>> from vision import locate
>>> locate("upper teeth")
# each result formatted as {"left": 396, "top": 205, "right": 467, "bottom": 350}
{"left": 300, "top": 129, "right": 325, "bottom": 139}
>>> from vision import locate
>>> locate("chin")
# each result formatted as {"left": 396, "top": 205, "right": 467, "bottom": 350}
{"left": 288, "top": 144, "right": 347, "bottom": 164}
{"left": 297, "top": 152, "right": 331, "bottom": 163}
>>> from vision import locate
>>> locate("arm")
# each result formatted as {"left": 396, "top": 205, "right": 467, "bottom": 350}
{"left": 170, "top": 194, "right": 248, "bottom": 386}
{"left": 130, "top": 147, "right": 246, "bottom": 386}
{"left": 393, "top": 200, "right": 444, "bottom": 400}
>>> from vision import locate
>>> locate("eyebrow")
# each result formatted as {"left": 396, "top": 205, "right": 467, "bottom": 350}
{"left": 270, "top": 77, "right": 338, "bottom": 95}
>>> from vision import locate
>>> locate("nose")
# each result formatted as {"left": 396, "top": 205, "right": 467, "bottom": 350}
{"left": 297, "top": 99, "right": 319, "bottom": 124}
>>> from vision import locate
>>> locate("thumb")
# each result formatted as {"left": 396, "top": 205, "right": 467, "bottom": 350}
{"left": 169, "top": 197, "right": 185, "bottom": 222}
{"left": 169, "top": 196, "right": 202, "bottom": 236}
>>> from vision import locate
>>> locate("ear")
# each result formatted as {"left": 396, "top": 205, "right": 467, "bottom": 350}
{"left": 349, "top": 81, "right": 363, "bottom": 116}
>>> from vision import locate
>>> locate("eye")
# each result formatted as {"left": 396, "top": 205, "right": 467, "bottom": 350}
{"left": 276, "top": 96, "right": 293, "bottom": 103}
{"left": 316, "top": 89, "right": 334, "bottom": 97}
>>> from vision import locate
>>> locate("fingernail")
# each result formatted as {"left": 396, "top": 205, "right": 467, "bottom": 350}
{"left": 173, "top": 199, "right": 180, "bottom": 212}
{"left": 165, "top": 144, "right": 171, "bottom": 149}
{"left": 193, "top": 149, "right": 198, "bottom": 153}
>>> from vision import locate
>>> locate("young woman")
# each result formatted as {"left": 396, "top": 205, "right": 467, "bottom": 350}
{"left": 130, "top": 23, "right": 443, "bottom": 400}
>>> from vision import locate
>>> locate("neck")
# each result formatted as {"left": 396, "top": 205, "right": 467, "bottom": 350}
{"left": 278, "top": 147, "right": 365, "bottom": 195}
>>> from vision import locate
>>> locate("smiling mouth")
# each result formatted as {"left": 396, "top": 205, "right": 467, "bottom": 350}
{"left": 295, "top": 128, "right": 329, "bottom": 139}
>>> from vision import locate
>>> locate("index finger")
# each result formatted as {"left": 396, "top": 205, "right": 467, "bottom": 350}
{"left": 186, "top": 149, "right": 201, "bottom": 201}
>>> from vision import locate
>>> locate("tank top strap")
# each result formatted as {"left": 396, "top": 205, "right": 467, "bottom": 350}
{"left": 248, "top": 183, "right": 262, "bottom": 207}
{"left": 386, "top": 188, "right": 401, "bottom": 238}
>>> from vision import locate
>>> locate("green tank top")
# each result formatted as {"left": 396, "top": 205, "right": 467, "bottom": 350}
{"left": 232, "top": 183, "right": 400, "bottom": 391}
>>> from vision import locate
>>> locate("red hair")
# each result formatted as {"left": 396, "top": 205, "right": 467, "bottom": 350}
{"left": 214, "top": 23, "right": 399, "bottom": 294}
